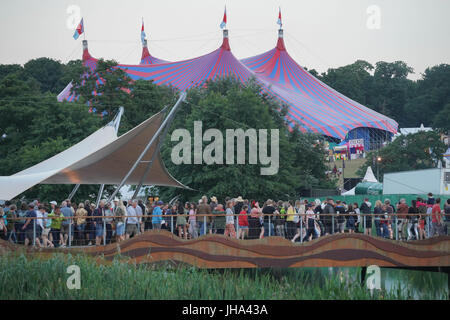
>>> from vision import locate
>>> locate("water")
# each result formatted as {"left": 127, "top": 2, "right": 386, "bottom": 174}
{"left": 328, "top": 267, "right": 449, "bottom": 300}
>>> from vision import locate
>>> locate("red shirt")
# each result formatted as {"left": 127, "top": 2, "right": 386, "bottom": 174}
{"left": 238, "top": 210, "right": 248, "bottom": 227}
{"left": 432, "top": 204, "right": 441, "bottom": 223}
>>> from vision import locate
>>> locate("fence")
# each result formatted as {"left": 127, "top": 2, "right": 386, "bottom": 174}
{"left": 2, "top": 211, "right": 448, "bottom": 248}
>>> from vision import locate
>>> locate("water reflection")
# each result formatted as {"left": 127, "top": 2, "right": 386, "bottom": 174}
{"left": 327, "top": 267, "right": 448, "bottom": 300}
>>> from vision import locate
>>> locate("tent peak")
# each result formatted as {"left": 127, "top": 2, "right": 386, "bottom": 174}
{"left": 82, "top": 40, "right": 93, "bottom": 61}
{"left": 221, "top": 29, "right": 230, "bottom": 51}
{"left": 141, "top": 39, "right": 151, "bottom": 61}
{"left": 276, "top": 29, "right": 286, "bottom": 51}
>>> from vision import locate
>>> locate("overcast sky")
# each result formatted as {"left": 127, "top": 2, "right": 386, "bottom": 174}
{"left": 0, "top": 0, "right": 449, "bottom": 80}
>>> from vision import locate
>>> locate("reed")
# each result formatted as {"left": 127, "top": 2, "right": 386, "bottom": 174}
{"left": 0, "top": 252, "right": 447, "bottom": 300}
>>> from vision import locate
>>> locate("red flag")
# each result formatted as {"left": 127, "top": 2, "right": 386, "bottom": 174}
{"left": 220, "top": 6, "right": 227, "bottom": 29}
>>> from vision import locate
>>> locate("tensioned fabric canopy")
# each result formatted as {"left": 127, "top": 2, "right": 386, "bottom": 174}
{"left": 58, "top": 29, "right": 398, "bottom": 140}
{"left": 0, "top": 110, "right": 187, "bottom": 200}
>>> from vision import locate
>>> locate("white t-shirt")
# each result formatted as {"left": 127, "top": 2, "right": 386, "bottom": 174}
{"left": 36, "top": 211, "right": 44, "bottom": 229}
{"left": 226, "top": 208, "right": 234, "bottom": 225}
{"left": 126, "top": 206, "right": 140, "bottom": 225}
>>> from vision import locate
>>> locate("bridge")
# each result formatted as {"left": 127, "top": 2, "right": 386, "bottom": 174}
{"left": 1, "top": 231, "right": 449, "bottom": 269}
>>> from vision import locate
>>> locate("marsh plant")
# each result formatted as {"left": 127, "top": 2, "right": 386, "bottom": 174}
{"left": 0, "top": 253, "right": 447, "bottom": 300}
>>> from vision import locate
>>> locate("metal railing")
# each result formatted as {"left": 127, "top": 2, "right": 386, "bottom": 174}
{"left": 3, "top": 212, "right": 447, "bottom": 248}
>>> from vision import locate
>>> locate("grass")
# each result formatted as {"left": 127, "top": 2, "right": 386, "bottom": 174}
{"left": 0, "top": 252, "right": 447, "bottom": 300}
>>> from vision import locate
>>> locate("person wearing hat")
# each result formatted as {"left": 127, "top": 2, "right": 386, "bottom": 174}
{"left": 302, "top": 203, "right": 318, "bottom": 242}
{"left": 49, "top": 201, "right": 57, "bottom": 213}
{"left": 48, "top": 205, "right": 63, "bottom": 247}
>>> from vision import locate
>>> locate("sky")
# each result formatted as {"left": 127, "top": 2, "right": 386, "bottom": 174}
{"left": 0, "top": 0, "right": 449, "bottom": 80}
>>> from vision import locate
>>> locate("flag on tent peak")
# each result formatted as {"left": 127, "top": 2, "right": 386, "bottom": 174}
{"left": 220, "top": 7, "right": 227, "bottom": 29}
{"left": 73, "top": 18, "right": 84, "bottom": 40}
{"left": 277, "top": 8, "right": 282, "bottom": 29}
{"left": 141, "top": 18, "right": 146, "bottom": 45}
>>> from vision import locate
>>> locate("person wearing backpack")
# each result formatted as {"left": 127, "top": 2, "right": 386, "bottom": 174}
{"left": 360, "top": 198, "right": 372, "bottom": 235}
{"left": 335, "top": 200, "right": 346, "bottom": 233}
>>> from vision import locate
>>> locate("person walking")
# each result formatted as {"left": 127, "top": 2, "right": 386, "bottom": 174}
{"left": 360, "top": 198, "right": 372, "bottom": 235}
{"left": 126, "top": 200, "right": 141, "bottom": 239}
{"left": 60, "top": 201, "right": 74, "bottom": 247}
{"left": 407, "top": 200, "right": 419, "bottom": 240}
{"left": 224, "top": 201, "right": 236, "bottom": 238}
{"left": 346, "top": 204, "right": 357, "bottom": 234}
{"left": 197, "top": 196, "right": 212, "bottom": 235}
{"left": 302, "top": 203, "right": 318, "bottom": 242}
{"left": 247, "top": 207, "right": 264, "bottom": 239}
{"left": 335, "top": 200, "right": 346, "bottom": 234}
{"left": 444, "top": 199, "right": 450, "bottom": 235}
{"left": 75, "top": 203, "right": 87, "bottom": 245}
{"left": 104, "top": 203, "right": 114, "bottom": 244}
{"left": 274, "top": 202, "right": 287, "bottom": 238}
{"left": 374, "top": 200, "right": 383, "bottom": 237}
{"left": 22, "top": 203, "right": 41, "bottom": 247}
{"left": 430, "top": 198, "right": 444, "bottom": 237}
{"left": 261, "top": 200, "right": 276, "bottom": 237}
{"left": 396, "top": 199, "right": 409, "bottom": 240}
{"left": 176, "top": 201, "right": 188, "bottom": 239}
{"left": 48, "top": 206, "right": 63, "bottom": 247}
{"left": 188, "top": 202, "right": 198, "bottom": 239}
{"left": 16, "top": 203, "right": 28, "bottom": 244}
{"left": 152, "top": 201, "right": 164, "bottom": 230}
{"left": 93, "top": 200, "right": 106, "bottom": 246}
{"left": 114, "top": 199, "right": 127, "bottom": 242}
{"left": 322, "top": 198, "right": 335, "bottom": 235}
{"left": 238, "top": 205, "right": 249, "bottom": 240}
{"left": 417, "top": 198, "right": 427, "bottom": 240}
{"left": 212, "top": 204, "right": 226, "bottom": 235}
{"left": 286, "top": 201, "right": 296, "bottom": 240}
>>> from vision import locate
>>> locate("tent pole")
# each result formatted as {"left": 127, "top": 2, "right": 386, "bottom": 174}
{"left": 131, "top": 105, "right": 169, "bottom": 200}
{"left": 131, "top": 102, "right": 178, "bottom": 200}
{"left": 96, "top": 184, "right": 105, "bottom": 207}
{"left": 68, "top": 184, "right": 80, "bottom": 201}
{"left": 106, "top": 92, "right": 187, "bottom": 203}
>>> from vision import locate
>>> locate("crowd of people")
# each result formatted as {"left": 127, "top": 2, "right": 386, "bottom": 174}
{"left": 0, "top": 192, "right": 449, "bottom": 248}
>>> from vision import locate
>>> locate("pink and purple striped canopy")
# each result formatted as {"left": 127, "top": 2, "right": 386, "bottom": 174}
{"left": 241, "top": 32, "right": 398, "bottom": 138}
{"left": 58, "top": 31, "right": 398, "bottom": 139}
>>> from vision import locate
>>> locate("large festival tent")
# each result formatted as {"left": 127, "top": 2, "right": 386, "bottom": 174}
{"left": 58, "top": 26, "right": 398, "bottom": 142}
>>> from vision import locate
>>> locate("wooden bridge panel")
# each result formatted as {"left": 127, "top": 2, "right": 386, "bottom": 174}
{"left": 1, "top": 231, "right": 449, "bottom": 268}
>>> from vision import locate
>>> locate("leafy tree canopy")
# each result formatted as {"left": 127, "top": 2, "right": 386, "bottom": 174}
{"left": 356, "top": 131, "right": 447, "bottom": 181}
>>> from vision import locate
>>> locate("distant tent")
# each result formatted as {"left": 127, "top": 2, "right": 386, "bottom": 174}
{"left": 341, "top": 166, "right": 378, "bottom": 195}
{"left": 362, "top": 166, "right": 378, "bottom": 183}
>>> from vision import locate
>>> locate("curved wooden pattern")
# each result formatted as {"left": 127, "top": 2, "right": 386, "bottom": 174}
{"left": 1, "top": 231, "right": 449, "bottom": 268}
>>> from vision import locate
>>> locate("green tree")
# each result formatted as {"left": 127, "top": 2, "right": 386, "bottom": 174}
{"left": 432, "top": 102, "right": 450, "bottom": 134}
{"left": 158, "top": 78, "right": 333, "bottom": 202}
{"left": 23, "top": 58, "right": 65, "bottom": 94}
{"left": 72, "top": 59, "right": 133, "bottom": 116}
{"left": 357, "top": 131, "right": 446, "bottom": 181}
{"left": 320, "top": 60, "right": 374, "bottom": 106}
